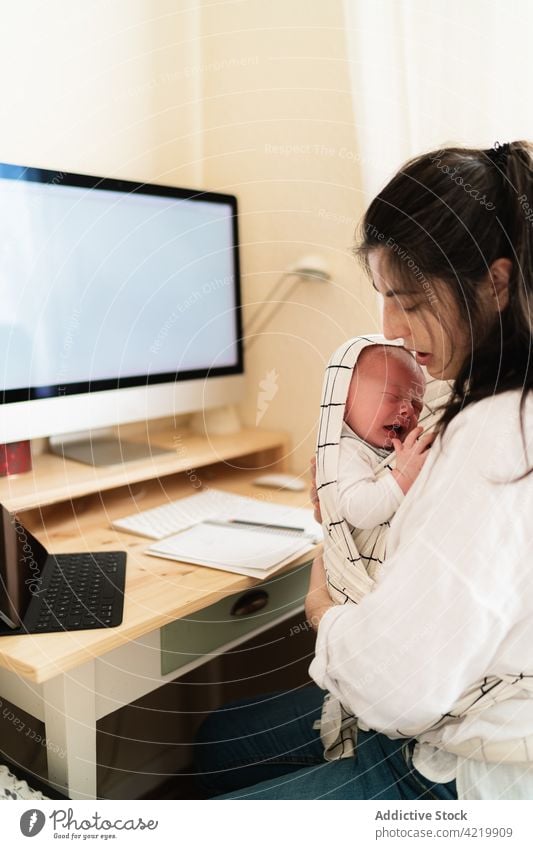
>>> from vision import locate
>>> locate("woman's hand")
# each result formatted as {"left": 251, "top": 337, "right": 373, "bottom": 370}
{"left": 305, "top": 554, "right": 334, "bottom": 631}
{"left": 310, "top": 456, "right": 322, "bottom": 523}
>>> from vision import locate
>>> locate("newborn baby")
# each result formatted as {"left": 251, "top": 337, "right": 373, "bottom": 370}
{"left": 340, "top": 343, "right": 429, "bottom": 535}
{"left": 316, "top": 336, "right": 435, "bottom": 605}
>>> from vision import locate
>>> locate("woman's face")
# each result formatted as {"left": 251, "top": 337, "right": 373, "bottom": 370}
{"left": 368, "top": 249, "right": 470, "bottom": 380}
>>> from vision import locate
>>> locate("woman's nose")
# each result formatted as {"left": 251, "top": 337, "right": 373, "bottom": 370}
{"left": 381, "top": 301, "right": 409, "bottom": 340}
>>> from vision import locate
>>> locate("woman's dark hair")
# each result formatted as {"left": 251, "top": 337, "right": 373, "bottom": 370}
{"left": 355, "top": 141, "right": 533, "bottom": 477}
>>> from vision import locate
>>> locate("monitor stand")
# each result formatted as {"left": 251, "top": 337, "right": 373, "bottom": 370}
{"left": 189, "top": 404, "right": 241, "bottom": 436}
{"left": 49, "top": 433, "right": 172, "bottom": 467}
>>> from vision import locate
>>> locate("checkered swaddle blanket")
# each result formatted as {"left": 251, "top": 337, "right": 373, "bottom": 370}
{"left": 316, "top": 334, "right": 449, "bottom": 606}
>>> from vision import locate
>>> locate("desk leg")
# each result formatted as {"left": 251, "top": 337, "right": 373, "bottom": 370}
{"left": 42, "top": 661, "right": 97, "bottom": 799}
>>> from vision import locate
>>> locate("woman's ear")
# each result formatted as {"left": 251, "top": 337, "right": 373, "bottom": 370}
{"left": 488, "top": 257, "right": 512, "bottom": 312}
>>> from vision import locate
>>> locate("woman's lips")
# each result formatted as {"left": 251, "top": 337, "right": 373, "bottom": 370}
{"left": 415, "top": 351, "right": 431, "bottom": 365}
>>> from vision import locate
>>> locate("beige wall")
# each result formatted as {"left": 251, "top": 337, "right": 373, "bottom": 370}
{"left": 0, "top": 0, "right": 202, "bottom": 185}
{"left": 201, "top": 0, "right": 379, "bottom": 473}
{"left": 1, "top": 0, "right": 379, "bottom": 472}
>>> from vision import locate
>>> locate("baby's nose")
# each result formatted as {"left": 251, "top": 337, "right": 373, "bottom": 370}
{"left": 399, "top": 398, "right": 414, "bottom": 416}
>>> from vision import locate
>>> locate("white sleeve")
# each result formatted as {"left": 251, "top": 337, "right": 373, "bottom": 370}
{"left": 310, "top": 401, "right": 531, "bottom": 735}
{"left": 337, "top": 439, "right": 403, "bottom": 529}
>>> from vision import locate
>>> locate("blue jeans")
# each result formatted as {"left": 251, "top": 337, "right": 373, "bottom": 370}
{"left": 194, "top": 685, "right": 458, "bottom": 800}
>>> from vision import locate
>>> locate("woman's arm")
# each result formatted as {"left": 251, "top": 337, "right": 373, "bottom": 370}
{"left": 310, "top": 456, "right": 321, "bottom": 523}
{"left": 304, "top": 555, "right": 334, "bottom": 630}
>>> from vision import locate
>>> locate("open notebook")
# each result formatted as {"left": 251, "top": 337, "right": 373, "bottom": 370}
{"left": 146, "top": 519, "right": 316, "bottom": 579}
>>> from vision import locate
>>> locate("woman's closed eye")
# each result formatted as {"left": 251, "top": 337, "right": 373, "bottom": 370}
{"left": 392, "top": 294, "right": 425, "bottom": 313}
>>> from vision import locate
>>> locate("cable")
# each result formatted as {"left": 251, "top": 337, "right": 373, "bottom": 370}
{"left": 244, "top": 274, "right": 302, "bottom": 349}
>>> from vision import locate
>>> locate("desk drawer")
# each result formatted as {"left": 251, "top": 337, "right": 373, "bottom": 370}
{"left": 160, "top": 562, "right": 312, "bottom": 676}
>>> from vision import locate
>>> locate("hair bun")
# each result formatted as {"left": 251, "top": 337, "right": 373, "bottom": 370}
{"left": 487, "top": 141, "right": 510, "bottom": 169}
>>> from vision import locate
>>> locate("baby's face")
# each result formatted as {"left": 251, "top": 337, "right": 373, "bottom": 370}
{"left": 344, "top": 351, "right": 425, "bottom": 450}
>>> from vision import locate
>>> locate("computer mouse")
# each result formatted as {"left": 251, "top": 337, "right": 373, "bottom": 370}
{"left": 252, "top": 473, "right": 306, "bottom": 492}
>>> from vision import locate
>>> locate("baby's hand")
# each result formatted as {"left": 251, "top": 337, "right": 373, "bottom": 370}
{"left": 391, "top": 426, "right": 436, "bottom": 494}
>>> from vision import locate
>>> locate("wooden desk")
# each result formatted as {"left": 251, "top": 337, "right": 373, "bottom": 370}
{"left": 0, "top": 427, "right": 318, "bottom": 799}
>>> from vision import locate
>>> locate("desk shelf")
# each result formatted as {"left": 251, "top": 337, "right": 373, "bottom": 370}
{"left": 0, "top": 426, "right": 290, "bottom": 513}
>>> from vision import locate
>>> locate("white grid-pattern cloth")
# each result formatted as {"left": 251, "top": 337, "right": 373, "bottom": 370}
{"left": 316, "top": 334, "right": 449, "bottom": 605}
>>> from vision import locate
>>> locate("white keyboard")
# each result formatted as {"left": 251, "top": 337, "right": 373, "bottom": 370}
{"left": 111, "top": 487, "right": 323, "bottom": 542}
{"left": 111, "top": 489, "right": 262, "bottom": 540}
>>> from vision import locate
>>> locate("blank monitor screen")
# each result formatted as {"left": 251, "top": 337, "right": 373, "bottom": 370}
{"left": 0, "top": 164, "right": 243, "bottom": 404}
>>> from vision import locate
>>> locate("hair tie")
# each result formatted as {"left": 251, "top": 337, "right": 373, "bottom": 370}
{"left": 487, "top": 141, "right": 510, "bottom": 169}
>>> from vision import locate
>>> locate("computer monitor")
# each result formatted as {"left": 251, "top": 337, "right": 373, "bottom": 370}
{"left": 0, "top": 163, "right": 244, "bottom": 464}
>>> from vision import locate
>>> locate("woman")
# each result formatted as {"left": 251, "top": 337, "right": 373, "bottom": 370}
{"left": 195, "top": 141, "right": 533, "bottom": 799}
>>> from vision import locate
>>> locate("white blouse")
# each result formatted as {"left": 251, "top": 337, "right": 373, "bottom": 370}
{"left": 309, "top": 390, "right": 533, "bottom": 799}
